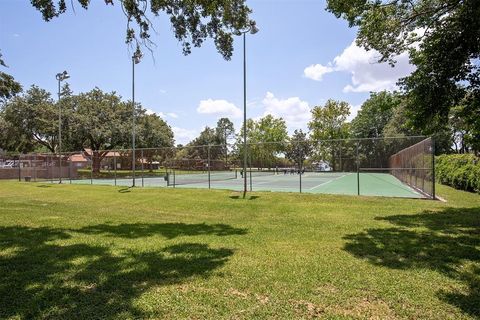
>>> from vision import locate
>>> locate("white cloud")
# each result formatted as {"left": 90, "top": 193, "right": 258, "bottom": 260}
{"left": 159, "top": 89, "right": 167, "bottom": 94}
{"left": 304, "top": 40, "right": 415, "bottom": 93}
{"left": 12, "top": 33, "right": 20, "bottom": 37}
{"left": 304, "top": 64, "right": 334, "bottom": 81}
{"left": 197, "top": 99, "right": 242, "bottom": 118}
{"left": 172, "top": 127, "right": 197, "bottom": 145}
{"left": 261, "top": 92, "right": 311, "bottom": 130}
{"left": 145, "top": 110, "right": 179, "bottom": 119}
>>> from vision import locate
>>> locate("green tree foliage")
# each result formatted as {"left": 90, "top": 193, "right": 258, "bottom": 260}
{"left": 351, "top": 91, "right": 401, "bottom": 138}
{"left": 0, "top": 111, "right": 35, "bottom": 153}
{"left": 30, "top": 0, "right": 256, "bottom": 60}
{"left": 1, "top": 86, "right": 174, "bottom": 172}
{"left": 239, "top": 115, "right": 288, "bottom": 168}
{"left": 0, "top": 52, "right": 22, "bottom": 104}
{"left": 309, "top": 99, "right": 350, "bottom": 141}
{"left": 137, "top": 114, "right": 174, "bottom": 149}
{"left": 133, "top": 113, "right": 175, "bottom": 170}
{"left": 215, "top": 117, "right": 235, "bottom": 162}
{"left": 180, "top": 126, "right": 223, "bottom": 160}
{"left": 326, "top": 0, "right": 475, "bottom": 65}
{"left": 67, "top": 88, "right": 131, "bottom": 156}
{"left": 308, "top": 100, "right": 350, "bottom": 170}
{"left": 382, "top": 103, "right": 416, "bottom": 138}
{"left": 2, "top": 86, "right": 60, "bottom": 153}
{"left": 450, "top": 102, "right": 480, "bottom": 154}
{"left": 285, "top": 129, "right": 312, "bottom": 169}
{"left": 326, "top": 0, "right": 480, "bottom": 150}
{"left": 68, "top": 88, "right": 172, "bottom": 172}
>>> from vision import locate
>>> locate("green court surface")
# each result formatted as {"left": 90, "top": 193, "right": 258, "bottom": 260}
{"left": 57, "top": 171, "right": 424, "bottom": 198}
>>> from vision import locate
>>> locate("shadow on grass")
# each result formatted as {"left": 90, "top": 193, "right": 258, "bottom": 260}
{"left": 0, "top": 222, "right": 244, "bottom": 319}
{"left": 75, "top": 222, "right": 248, "bottom": 239}
{"left": 36, "top": 184, "right": 52, "bottom": 188}
{"left": 118, "top": 187, "right": 131, "bottom": 193}
{"left": 229, "top": 195, "right": 260, "bottom": 200}
{"left": 343, "top": 207, "right": 480, "bottom": 317}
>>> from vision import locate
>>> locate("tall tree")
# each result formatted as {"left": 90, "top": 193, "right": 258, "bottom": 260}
{"left": 2, "top": 86, "right": 60, "bottom": 153}
{"left": 350, "top": 91, "right": 401, "bottom": 138}
{"left": 238, "top": 115, "right": 288, "bottom": 168}
{"left": 215, "top": 117, "right": 235, "bottom": 163}
{"left": 67, "top": 88, "right": 132, "bottom": 172}
{"left": 308, "top": 99, "right": 350, "bottom": 170}
{"left": 182, "top": 127, "right": 223, "bottom": 160}
{"left": 136, "top": 113, "right": 175, "bottom": 168}
{"left": 285, "top": 129, "right": 312, "bottom": 170}
{"left": 309, "top": 100, "right": 350, "bottom": 141}
{"left": 0, "top": 110, "right": 35, "bottom": 153}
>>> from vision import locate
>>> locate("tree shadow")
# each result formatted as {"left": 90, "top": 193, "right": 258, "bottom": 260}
{"left": 75, "top": 222, "right": 247, "bottom": 239}
{"left": 229, "top": 195, "right": 260, "bottom": 200}
{"left": 0, "top": 223, "right": 243, "bottom": 319}
{"left": 343, "top": 207, "right": 480, "bottom": 317}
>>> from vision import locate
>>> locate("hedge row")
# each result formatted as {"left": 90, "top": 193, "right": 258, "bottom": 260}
{"left": 436, "top": 154, "right": 480, "bottom": 193}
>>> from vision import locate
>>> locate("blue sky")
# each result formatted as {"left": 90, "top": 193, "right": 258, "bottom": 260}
{"left": 0, "top": 0, "right": 413, "bottom": 144}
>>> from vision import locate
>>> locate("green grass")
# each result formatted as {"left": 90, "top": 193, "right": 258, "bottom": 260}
{"left": 0, "top": 181, "right": 479, "bottom": 319}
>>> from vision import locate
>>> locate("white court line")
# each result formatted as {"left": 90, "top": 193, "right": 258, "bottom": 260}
{"left": 309, "top": 173, "right": 352, "bottom": 190}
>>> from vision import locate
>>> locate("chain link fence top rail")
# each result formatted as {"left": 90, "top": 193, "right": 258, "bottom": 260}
{"left": 1, "top": 136, "right": 435, "bottom": 199}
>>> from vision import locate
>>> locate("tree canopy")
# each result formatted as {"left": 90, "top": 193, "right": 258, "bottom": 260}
{"left": 309, "top": 99, "right": 350, "bottom": 141}
{"left": 0, "top": 86, "right": 174, "bottom": 156}
{"left": 350, "top": 91, "right": 400, "bottom": 138}
{"left": 285, "top": 129, "right": 312, "bottom": 169}
{"left": 2, "top": 86, "right": 59, "bottom": 153}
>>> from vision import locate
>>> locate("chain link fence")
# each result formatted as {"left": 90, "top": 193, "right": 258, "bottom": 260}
{"left": 0, "top": 136, "right": 435, "bottom": 199}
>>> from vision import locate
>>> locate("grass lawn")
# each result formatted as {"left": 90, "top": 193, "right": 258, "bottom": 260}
{"left": 0, "top": 181, "right": 479, "bottom": 319}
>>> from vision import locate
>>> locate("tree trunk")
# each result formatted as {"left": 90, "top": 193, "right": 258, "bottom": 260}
{"left": 83, "top": 149, "right": 107, "bottom": 174}
{"left": 92, "top": 150, "right": 101, "bottom": 173}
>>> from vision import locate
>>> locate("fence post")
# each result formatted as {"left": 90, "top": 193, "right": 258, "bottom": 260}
{"left": 339, "top": 143, "right": 343, "bottom": 172}
{"left": 141, "top": 149, "right": 144, "bottom": 187}
{"left": 248, "top": 146, "right": 252, "bottom": 192}
{"left": 18, "top": 154, "right": 21, "bottom": 182}
{"left": 68, "top": 154, "right": 72, "bottom": 184}
{"left": 431, "top": 138, "right": 436, "bottom": 199}
{"left": 33, "top": 153, "right": 37, "bottom": 182}
{"left": 90, "top": 154, "right": 93, "bottom": 185}
{"left": 49, "top": 154, "right": 53, "bottom": 183}
{"left": 299, "top": 158, "right": 302, "bottom": 193}
{"left": 114, "top": 152, "right": 117, "bottom": 186}
{"left": 356, "top": 141, "right": 360, "bottom": 196}
{"left": 299, "top": 143, "right": 303, "bottom": 193}
{"left": 207, "top": 145, "right": 211, "bottom": 189}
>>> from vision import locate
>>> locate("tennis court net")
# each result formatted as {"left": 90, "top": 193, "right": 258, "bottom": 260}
{"left": 167, "top": 170, "right": 238, "bottom": 186}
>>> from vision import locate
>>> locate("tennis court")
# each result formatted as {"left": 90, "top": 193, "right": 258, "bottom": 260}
{"left": 60, "top": 170, "right": 424, "bottom": 198}
{"left": 11, "top": 136, "right": 435, "bottom": 199}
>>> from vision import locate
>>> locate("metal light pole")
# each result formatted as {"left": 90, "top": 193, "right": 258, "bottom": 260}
{"left": 55, "top": 70, "right": 70, "bottom": 184}
{"left": 132, "top": 50, "right": 142, "bottom": 187}
{"left": 236, "top": 25, "right": 258, "bottom": 198}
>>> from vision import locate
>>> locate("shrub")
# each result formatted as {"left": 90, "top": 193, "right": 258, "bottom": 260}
{"left": 436, "top": 154, "right": 480, "bottom": 193}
